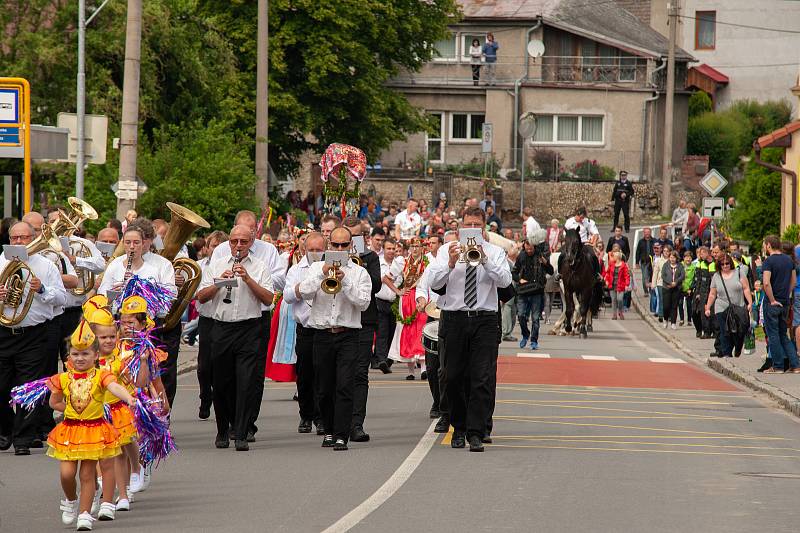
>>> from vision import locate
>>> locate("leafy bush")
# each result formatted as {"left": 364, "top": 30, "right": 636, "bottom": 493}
{"left": 570, "top": 159, "right": 616, "bottom": 181}
{"left": 687, "top": 111, "right": 749, "bottom": 175}
{"left": 445, "top": 154, "right": 503, "bottom": 179}
{"left": 532, "top": 148, "right": 563, "bottom": 179}
{"left": 688, "top": 91, "right": 712, "bottom": 117}
{"left": 729, "top": 99, "right": 792, "bottom": 141}
{"left": 782, "top": 224, "right": 800, "bottom": 245}
{"left": 729, "top": 147, "right": 782, "bottom": 243}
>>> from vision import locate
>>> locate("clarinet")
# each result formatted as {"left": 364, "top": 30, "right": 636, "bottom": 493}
{"left": 223, "top": 249, "right": 242, "bottom": 304}
{"left": 123, "top": 252, "right": 134, "bottom": 280}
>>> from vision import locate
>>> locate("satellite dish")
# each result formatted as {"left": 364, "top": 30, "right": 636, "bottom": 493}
{"left": 527, "top": 40, "right": 545, "bottom": 58}
{"left": 518, "top": 112, "right": 537, "bottom": 139}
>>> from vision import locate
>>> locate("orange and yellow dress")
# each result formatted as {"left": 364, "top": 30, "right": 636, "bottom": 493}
{"left": 99, "top": 349, "right": 138, "bottom": 446}
{"left": 46, "top": 369, "right": 122, "bottom": 461}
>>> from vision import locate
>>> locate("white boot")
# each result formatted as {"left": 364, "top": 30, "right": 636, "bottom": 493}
{"left": 76, "top": 512, "right": 94, "bottom": 531}
{"left": 60, "top": 498, "right": 78, "bottom": 525}
{"left": 97, "top": 502, "right": 115, "bottom": 521}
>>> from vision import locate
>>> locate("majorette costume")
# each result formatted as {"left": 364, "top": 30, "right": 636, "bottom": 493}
{"left": 45, "top": 323, "right": 122, "bottom": 462}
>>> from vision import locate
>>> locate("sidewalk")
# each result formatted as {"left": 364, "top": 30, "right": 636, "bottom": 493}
{"left": 630, "top": 279, "right": 800, "bottom": 417}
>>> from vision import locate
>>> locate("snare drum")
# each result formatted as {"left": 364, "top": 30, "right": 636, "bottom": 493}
{"left": 422, "top": 320, "right": 439, "bottom": 356}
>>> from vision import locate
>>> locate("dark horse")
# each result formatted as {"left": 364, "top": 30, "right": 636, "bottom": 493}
{"left": 558, "top": 228, "right": 602, "bottom": 338}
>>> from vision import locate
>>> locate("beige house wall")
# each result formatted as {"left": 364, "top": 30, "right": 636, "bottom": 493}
{"left": 781, "top": 138, "right": 800, "bottom": 231}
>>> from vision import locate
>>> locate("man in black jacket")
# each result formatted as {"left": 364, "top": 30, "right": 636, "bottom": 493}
{"left": 611, "top": 171, "right": 635, "bottom": 232}
{"left": 606, "top": 225, "right": 630, "bottom": 259}
{"left": 513, "top": 240, "right": 554, "bottom": 350}
{"left": 343, "top": 217, "right": 382, "bottom": 443}
{"left": 635, "top": 227, "right": 655, "bottom": 295}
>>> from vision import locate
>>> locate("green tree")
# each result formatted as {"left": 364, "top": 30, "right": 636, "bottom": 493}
{"left": 688, "top": 91, "right": 712, "bottom": 118}
{"left": 729, "top": 99, "right": 792, "bottom": 141}
{"left": 686, "top": 111, "right": 749, "bottom": 175}
{"left": 729, "top": 148, "right": 783, "bottom": 242}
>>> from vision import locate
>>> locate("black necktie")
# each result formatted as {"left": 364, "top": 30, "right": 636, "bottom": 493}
{"left": 465, "top": 265, "right": 477, "bottom": 308}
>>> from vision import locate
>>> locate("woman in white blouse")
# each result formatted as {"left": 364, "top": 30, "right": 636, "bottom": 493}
{"left": 469, "top": 38, "right": 482, "bottom": 86}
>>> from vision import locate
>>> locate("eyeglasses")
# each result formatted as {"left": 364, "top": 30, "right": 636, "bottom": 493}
{"left": 229, "top": 239, "right": 250, "bottom": 245}
{"left": 9, "top": 234, "right": 31, "bottom": 242}
{"left": 330, "top": 241, "right": 351, "bottom": 249}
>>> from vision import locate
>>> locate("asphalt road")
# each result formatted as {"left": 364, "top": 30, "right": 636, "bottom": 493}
{"left": 3, "top": 311, "right": 800, "bottom": 533}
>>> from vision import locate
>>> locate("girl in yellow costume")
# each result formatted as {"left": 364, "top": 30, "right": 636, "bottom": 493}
{"left": 46, "top": 322, "right": 136, "bottom": 531}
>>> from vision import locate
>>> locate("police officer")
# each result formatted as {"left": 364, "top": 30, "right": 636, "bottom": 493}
{"left": 611, "top": 170, "right": 634, "bottom": 232}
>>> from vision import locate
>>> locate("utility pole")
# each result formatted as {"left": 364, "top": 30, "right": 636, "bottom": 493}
{"left": 76, "top": 0, "right": 86, "bottom": 199}
{"left": 661, "top": 0, "right": 678, "bottom": 217}
{"left": 117, "top": 0, "right": 143, "bottom": 219}
{"left": 254, "top": 0, "right": 269, "bottom": 205}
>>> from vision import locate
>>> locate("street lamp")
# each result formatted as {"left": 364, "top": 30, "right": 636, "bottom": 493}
{"left": 517, "top": 112, "right": 537, "bottom": 216}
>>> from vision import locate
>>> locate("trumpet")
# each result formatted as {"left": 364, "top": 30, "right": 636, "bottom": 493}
{"left": 349, "top": 245, "right": 363, "bottom": 267}
{"left": 223, "top": 250, "right": 242, "bottom": 304}
{"left": 460, "top": 237, "right": 485, "bottom": 267}
{"left": 0, "top": 225, "right": 63, "bottom": 326}
{"left": 321, "top": 260, "right": 342, "bottom": 295}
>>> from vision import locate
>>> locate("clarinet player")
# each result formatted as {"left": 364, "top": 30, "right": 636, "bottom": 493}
{"left": 196, "top": 225, "right": 274, "bottom": 452}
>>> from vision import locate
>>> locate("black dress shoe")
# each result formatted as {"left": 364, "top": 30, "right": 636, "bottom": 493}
{"left": 696, "top": 331, "right": 702, "bottom": 338}
{"left": 215, "top": 432, "right": 230, "bottom": 449}
{"left": 14, "top": 446, "right": 30, "bottom": 456}
{"left": 370, "top": 362, "right": 379, "bottom": 370}
{"left": 406, "top": 374, "right": 415, "bottom": 381}
{"left": 0, "top": 434, "right": 11, "bottom": 451}
{"left": 246, "top": 430, "right": 256, "bottom": 443}
{"left": 482, "top": 435, "right": 493, "bottom": 444}
{"left": 420, "top": 371, "right": 427, "bottom": 381}
{"left": 321, "top": 435, "right": 335, "bottom": 447}
{"left": 709, "top": 352, "right": 720, "bottom": 358}
{"left": 468, "top": 436, "right": 485, "bottom": 452}
{"left": 429, "top": 407, "right": 440, "bottom": 419}
{"left": 434, "top": 417, "right": 450, "bottom": 433}
{"left": 315, "top": 420, "right": 325, "bottom": 435}
{"left": 350, "top": 426, "right": 370, "bottom": 442}
{"left": 235, "top": 439, "right": 249, "bottom": 451}
{"left": 757, "top": 359, "right": 773, "bottom": 372}
{"left": 334, "top": 438, "right": 348, "bottom": 451}
{"left": 29, "top": 438, "right": 43, "bottom": 449}
{"left": 451, "top": 433, "right": 466, "bottom": 449}
{"left": 378, "top": 361, "right": 392, "bottom": 374}
{"left": 298, "top": 419, "right": 313, "bottom": 433}
{"left": 198, "top": 405, "right": 211, "bottom": 420}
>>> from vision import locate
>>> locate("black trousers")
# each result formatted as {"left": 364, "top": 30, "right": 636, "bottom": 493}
{"left": 210, "top": 317, "right": 262, "bottom": 439}
{"left": 155, "top": 320, "right": 181, "bottom": 407}
{"left": 352, "top": 324, "right": 375, "bottom": 430}
{"left": 249, "top": 310, "right": 271, "bottom": 435}
{"left": 662, "top": 286, "right": 681, "bottom": 324}
{"left": 613, "top": 200, "right": 631, "bottom": 231}
{"left": 196, "top": 316, "right": 214, "bottom": 408}
{"left": 0, "top": 322, "right": 49, "bottom": 446}
{"left": 59, "top": 307, "right": 83, "bottom": 364}
{"left": 40, "top": 315, "right": 66, "bottom": 434}
{"left": 313, "top": 329, "right": 358, "bottom": 441}
{"left": 440, "top": 312, "right": 498, "bottom": 439}
{"left": 295, "top": 324, "right": 318, "bottom": 422}
{"left": 374, "top": 300, "right": 395, "bottom": 365}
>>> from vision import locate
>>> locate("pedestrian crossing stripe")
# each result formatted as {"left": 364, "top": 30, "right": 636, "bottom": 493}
{"left": 648, "top": 358, "right": 686, "bottom": 364}
{"left": 581, "top": 355, "right": 618, "bottom": 361}
{"left": 517, "top": 353, "right": 551, "bottom": 358}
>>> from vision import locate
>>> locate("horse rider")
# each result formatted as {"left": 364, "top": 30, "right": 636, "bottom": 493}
{"left": 563, "top": 207, "right": 602, "bottom": 281}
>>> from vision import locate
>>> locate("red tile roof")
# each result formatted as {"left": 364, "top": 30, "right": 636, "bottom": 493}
{"left": 756, "top": 121, "right": 800, "bottom": 149}
{"left": 692, "top": 64, "right": 729, "bottom": 84}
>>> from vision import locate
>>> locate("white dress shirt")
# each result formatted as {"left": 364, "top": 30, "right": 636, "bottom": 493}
{"left": 416, "top": 267, "right": 437, "bottom": 305}
{"left": 41, "top": 251, "right": 78, "bottom": 315}
{"left": 211, "top": 239, "right": 286, "bottom": 292}
{"left": 297, "top": 261, "right": 371, "bottom": 329}
{"left": 282, "top": 256, "right": 314, "bottom": 327}
{"left": 426, "top": 240, "right": 512, "bottom": 312}
{"left": 395, "top": 210, "right": 421, "bottom": 240}
{"left": 198, "top": 254, "right": 274, "bottom": 322}
{"left": 376, "top": 256, "right": 397, "bottom": 302}
{"left": 0, "top": 254, "right": 66, "bottom": 327}
{"left": 564, "top": 216, "right": 599, "bottom": 243}
{"left": 63, "top": 236, "right": 106, "bottom": 308}
{"left": 98, "top": 252, "right": 177, "bottom": 315}
{"left": 195, "top": 257, "right": 212, "bottom": 318}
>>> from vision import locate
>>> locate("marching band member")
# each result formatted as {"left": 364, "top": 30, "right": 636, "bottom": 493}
{"left": 96, "top": 228, "right": 120, "bottom": 246}
{"left": 196, "top": 225, "right": 275, "bottom": 452}
{"left": 374, "top": 238, "right": 398, "bottom": 374}
{"left": 195, "top": 230, "right": 228, "bottom": 420}
{"left": 0, "top": 222, "right": 67, "bottom": 456}
{"left": 210, "top": 210, "right": 286, "bottom": 442}
{"left": 427, "top": 207, "right": 512, "bottom": 452}
{"left": 283, "top": 232, "right": 324, "bottom": 434}
{"left": 342, "top": 217, "right": 381, "bottom": 443}
{"left": 296, "top": 227, "right": 371, "bottom": 451}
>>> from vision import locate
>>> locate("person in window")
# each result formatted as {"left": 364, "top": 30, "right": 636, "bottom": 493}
{"left": 469, "top": 38, "right": 482, "bottom": 86}
{"left": 481, "top": 33, "right": 499, "bottom": 86}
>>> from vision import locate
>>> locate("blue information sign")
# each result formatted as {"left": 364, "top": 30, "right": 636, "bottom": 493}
{"left": 0, "top": 126, "right": 20, "bottom": 145}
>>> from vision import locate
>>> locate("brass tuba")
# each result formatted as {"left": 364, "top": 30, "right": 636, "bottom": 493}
{"left": 0, "top": 225, "right": 63, "bottom": 326}
{"left": 52, "top": 197, "right": 99, "bottom": 296}
{"left": 321, "top": 260, "right": 342, "bottom": 295}
{"left": 159, "top": 203, "right": 210, "bottom": 330}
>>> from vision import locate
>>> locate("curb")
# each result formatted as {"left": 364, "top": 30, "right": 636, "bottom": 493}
{"left": 631, "top": 294, "right": 800, "bottom": 417}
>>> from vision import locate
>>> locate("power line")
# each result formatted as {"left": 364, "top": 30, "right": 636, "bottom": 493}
{"left": 710, "top": 63, "right": 799, "bottom": 69}
{"left": 678, "top": 13, "right": 800, "bottom": 35}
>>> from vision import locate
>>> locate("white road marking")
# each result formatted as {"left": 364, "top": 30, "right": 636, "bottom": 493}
{"left": 322, "top": 420, "right": 439, "bottom": 533}
{"left": 648, "top": 357, "right": 687, "bottom": 364}
{"left": 517, "top": 353, "right": 551, "bottom": 358}
{"left": 581, "top": 355, "right": 618, "bottom": 361}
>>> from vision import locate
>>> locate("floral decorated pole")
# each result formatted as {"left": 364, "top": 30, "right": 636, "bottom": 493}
{"left": 319, "top": 143, "right": 367, "bottom": 216}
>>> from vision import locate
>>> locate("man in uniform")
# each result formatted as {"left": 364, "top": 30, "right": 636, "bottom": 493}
{"left": 611, "top": 170, "right": 634, "bottom": 232}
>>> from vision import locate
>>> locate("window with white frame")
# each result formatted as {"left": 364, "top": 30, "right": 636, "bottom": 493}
{"left": 432, "top": 36, "right": 458, "bottom": 61}
{"left": 531, "top": 115, "right": 604, "bottom": 145}
{"left": 449, "top": 113, "right": 485, "bottom": 142}
{"left": 426, "top": 112, "right": 444, "bottom": 162}
{"left": 461, "top": 34, "right": 486, "bottom": 61}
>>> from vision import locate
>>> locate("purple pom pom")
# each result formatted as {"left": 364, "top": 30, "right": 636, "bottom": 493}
{"left": 115, "top": 275, "right": 176, "bottom": 318}
{"left": 10, "top": 377, "right": 50, "bottom": 411}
